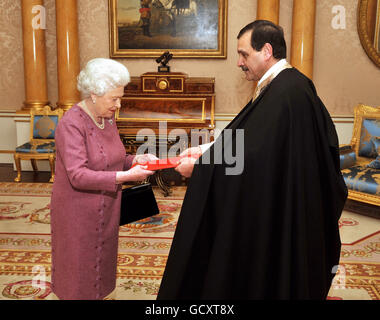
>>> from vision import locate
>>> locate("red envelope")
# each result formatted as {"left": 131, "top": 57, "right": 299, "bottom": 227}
{"left": 132, "top": 154, "right": 200, "bottom": 171}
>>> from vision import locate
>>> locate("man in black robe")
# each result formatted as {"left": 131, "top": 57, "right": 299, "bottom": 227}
{"left": 157, "top": 20, "right": 348, "bottom": 299}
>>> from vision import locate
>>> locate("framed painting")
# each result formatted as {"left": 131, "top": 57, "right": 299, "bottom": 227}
{"left": 109, "top": 0, "right": 227, "bottom": 58}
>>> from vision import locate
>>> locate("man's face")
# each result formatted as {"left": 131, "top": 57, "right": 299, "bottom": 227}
{"left": 237, "top": 30, "right": 266, "bottom": 81}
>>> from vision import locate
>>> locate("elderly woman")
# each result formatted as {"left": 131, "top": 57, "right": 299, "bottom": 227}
{"left": 50, "top": 58, "right": 155, "bottom": 300}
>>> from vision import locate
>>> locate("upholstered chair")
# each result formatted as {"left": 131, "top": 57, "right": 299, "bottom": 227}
{"left": 340, "top": 104, "right": 380, "bottom": 206}
{"left": 14, "top": 106, "right": 64, "bottom": 183}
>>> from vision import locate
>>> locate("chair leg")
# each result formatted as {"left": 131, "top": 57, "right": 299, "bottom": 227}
{"left": 48, "top": 155, "right": 55, "bottom": 183}
{"left": 31, "top": 159, "right": 38, "bottom": 171}
{"left": 14, "top": 154, "right": 21, "bottom": 182}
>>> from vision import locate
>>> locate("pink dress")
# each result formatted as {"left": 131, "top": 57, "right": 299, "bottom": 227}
{"left": 50, "top": 105, "right": 134, "bottom": 300}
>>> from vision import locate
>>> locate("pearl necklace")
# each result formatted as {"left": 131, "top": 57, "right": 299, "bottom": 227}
{"left": 82, "top": 101, "right": 105, "bottom": 129}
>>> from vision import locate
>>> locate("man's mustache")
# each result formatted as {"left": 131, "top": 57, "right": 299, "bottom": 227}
{"left": 240, "top": 66, "right": 249, "bottom": 71}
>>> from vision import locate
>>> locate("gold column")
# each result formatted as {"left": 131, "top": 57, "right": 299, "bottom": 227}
{"left": 56, "top": 0, "right": 81, "bottom": 111}
{"left": 21, "top": 0, "right": 49, "bottom": 112}
{"left": 253, "top": 0, "right": 280, "bottom": 90}
{"left": 257, "top": 0, "right": 280, "bottom": 24}
{"left": 290, "top": 0, "right": 316, "bottom": 79}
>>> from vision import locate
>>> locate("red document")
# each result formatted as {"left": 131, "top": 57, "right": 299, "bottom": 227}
{"left": 132, "top": 155, "right": 200, "bottom": 171}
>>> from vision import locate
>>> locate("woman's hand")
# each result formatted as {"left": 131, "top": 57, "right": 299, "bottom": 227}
{"left": 132, "top": 153, "right": 159, "bottom": 165}
{"left": 116, "top": 165, "right": 154, "bottom": 183}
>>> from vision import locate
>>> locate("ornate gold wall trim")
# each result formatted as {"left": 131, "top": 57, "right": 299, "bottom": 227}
{"left": 214, "top": 113, "right": 354, "bottom": 123}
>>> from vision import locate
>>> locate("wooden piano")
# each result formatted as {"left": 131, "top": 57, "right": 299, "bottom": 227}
{"left": 116, "top": 72, "right": 215, "bottom": 195}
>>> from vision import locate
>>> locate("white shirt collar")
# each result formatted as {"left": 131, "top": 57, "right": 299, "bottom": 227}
{"left": 258, "top": 59, "right": 287, "bottom": 87}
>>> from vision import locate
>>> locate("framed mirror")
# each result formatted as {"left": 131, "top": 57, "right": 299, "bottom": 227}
{"left": 358, "top": 0, "right": 380, "bottom": 68}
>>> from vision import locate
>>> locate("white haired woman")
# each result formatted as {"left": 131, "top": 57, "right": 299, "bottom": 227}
{"left": 50, "top": 58, "right": 156, "bottom": 300}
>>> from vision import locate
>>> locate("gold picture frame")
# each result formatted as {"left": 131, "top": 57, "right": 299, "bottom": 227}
{"left": 109, "top": 0, "right": 227, "bottom": 58}
{"left": 357, "top": 0, "right": 380, "bottom": 68}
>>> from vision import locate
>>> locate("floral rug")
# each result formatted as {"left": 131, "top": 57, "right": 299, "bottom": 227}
{"left": 0, "top": 182, "right": 185, "bottom": 300}
{"left": 328, "top": 210, "right": 380, "bottom": 300}
{"left": 0, "top": 182, "right": 378, "bottom": 300}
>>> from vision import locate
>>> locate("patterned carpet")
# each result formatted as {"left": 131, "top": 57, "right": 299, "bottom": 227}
{"left": 328, "top": 210, "right": 380, "bottom": 300}
{"left": 0, "top": 182, "right": 379, "bottom": 300}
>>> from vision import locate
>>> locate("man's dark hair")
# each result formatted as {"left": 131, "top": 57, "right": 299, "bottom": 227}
{"left": 237, "top": 20, "right": 287, "bottom": 59}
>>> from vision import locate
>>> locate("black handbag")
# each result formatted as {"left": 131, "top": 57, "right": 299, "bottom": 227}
{"left": 120, "top": 183, "right": 159, "bottom": 226}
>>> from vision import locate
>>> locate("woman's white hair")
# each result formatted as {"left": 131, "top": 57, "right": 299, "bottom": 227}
{"left": 77, "top": 58, "right": 130, "bottom": 97}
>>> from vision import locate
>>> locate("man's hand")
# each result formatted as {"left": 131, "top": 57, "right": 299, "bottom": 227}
{"left": 174, "top": 146, "right": 203, "bottom": 178}
{"left": 175, "top": 156, "right": 198, "bottom": 178}
{"left": 179, "top": 146, "right": 202, "bottom": 158}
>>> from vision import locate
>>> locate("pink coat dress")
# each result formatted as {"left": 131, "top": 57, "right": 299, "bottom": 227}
{"left": 50, "top": 105, "right": 135, "bottom": 300}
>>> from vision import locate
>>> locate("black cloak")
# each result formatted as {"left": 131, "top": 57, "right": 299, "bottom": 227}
{"left": 157, "top": 68, "right": 348, "bottom": 300}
